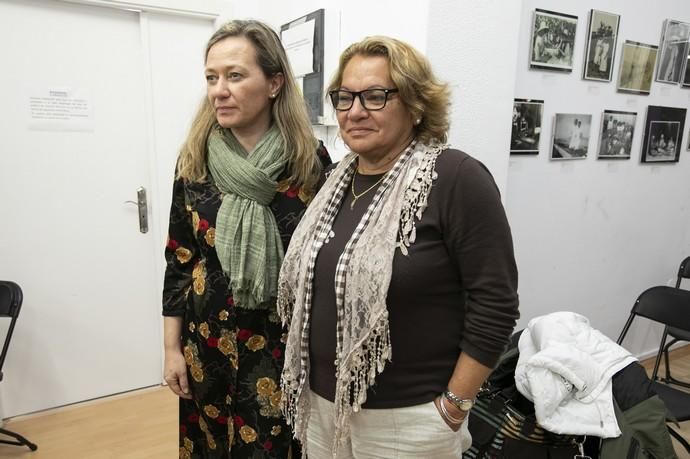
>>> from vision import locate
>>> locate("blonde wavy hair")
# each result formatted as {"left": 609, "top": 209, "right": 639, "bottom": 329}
{"left": 177, "top": 20, "right": 320, "bottom": 189}
{"left": 327, "top": 35, "right": 450, "bottom": 145}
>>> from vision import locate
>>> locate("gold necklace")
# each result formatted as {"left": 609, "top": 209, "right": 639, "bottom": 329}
{"left": 350, "top": 171, "right": 385, "bottom": 210}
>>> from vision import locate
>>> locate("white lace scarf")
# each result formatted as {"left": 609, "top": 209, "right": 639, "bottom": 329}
{"left": 277, "top": 141, "right": 444, "bottom": 456}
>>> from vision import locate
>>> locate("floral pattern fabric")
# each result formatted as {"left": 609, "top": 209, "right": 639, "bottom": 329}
{"left": 163, "top": 145, "right": 330, "bottom": 459}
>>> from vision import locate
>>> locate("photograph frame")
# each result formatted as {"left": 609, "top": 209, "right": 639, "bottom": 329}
{"left": 655, "top": 19, "right": 690, "bottom": 85}
{"left": 510, "top": 98, "right": 544, "bottom": 155}
{"left": 640, "top": 105, "right": 687, "bottom": 163}
{"left": 617, "top": 40, "right": 658, "bottom": 95}
{"left": 597, "top": 110, "right": 637, "bottom": 159}
{"left": 583, "top": 10, "right": 621, "bottom": 82}
{"left": 530, "top": 9, "right": 578, "bottom": 72}
{"left": 681, "top": 51, "right": 690, "bottom": 87}
{"left": 550, "top": 113, "right": 593, "bottom": 161}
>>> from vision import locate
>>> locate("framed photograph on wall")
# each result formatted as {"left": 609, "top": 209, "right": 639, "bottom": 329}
{"left": 617, "top": 41, "right": 658, "bottom": 95}
{"left": 510, "top": 98, "right": 544, "bottom": 154}
{"left": 551, "top": 113, "right": 592, "bottom": 160}
{"left": 530, "top": 9, "right": 578, "bottom": 72}
{"left": 640, "top": 105, "right": 687, "bottom": 163}
{"left": 597, "top": 110, "right": 636, "bottom": 159}
{"left": 655, "top": 19, "right": 690, "bottom": 84}
{"left": 583, "top": 10, "right": 620, "bottom": 81}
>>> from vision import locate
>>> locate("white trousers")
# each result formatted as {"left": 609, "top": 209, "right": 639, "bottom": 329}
{"left": 306, "top": 391, "right": 472, "bottom": 459}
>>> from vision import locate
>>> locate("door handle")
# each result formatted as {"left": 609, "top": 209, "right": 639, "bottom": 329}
{"left": 124, "top": 186, "right": 148, "bottom": 234}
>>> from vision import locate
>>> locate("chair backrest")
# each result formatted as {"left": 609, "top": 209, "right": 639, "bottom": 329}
{"left": 632, "top": 286, "right": 690, "bottom": 330}
{"left": 618, "top": 286, "right": 690, "bottom": 346}
{"left": 0, "top": 281, "right": 24, "bottom": 381}
{"left": 677, "top": 256, "right": 690, "bottom": 289}
{"left": 0, "top": 281, "right": 23, "bottom": 318}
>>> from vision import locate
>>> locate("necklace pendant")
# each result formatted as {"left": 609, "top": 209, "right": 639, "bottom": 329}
{"left": 350, "top": 197, "right": 357, "bottom": 210}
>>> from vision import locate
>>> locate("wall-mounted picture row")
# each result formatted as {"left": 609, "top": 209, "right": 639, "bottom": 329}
{"left": 530, "top": 9, "right": 690, "bottom": 90}
{"left": 510, "top": 99, "right": 688, "bottom": 164}
{"left": 583, "top": 10, "right": 620, "bottom": 82}
{"left": 530, "top": 9, "right": 578, "bottom": 72}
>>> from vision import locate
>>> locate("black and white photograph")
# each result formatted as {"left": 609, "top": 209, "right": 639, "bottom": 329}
{"left": 617, "top": 41, "right": 658, "bottom": 95}
{"left": 511, "top": 98, "right": 544, "bottom": 154}
{"left": 530, "top": 9, "right": 578, "bottom": 72}
{"left": 656, "top": 19, "right": 690, "bottom": 84}
{"left": 641, "top": 105, "right": 687, "bottom": 163}
{"left": 583, "top": 10, "right": 620, "bottom": 81}
{"left": 682, "top": 53, "right": 690, "bottom": 87}
{"left": 597, "top": 110, "right": 636, "bottom": 159}
{"left": 551, "top": 113, "right": 592, "bottom": 160}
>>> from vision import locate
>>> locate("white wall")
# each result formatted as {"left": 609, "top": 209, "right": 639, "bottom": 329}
{"left": 508, "top": 0, "right": 690, "bottom": 355}
{"left": 426, "top": 0, "right": 523, "bottom": 196}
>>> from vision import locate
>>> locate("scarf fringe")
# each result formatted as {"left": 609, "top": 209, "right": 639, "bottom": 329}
{"left": 332, "top": 314, "right": 391, "bottom": 455}
{"left": 230, "top": 277, "right": 277, "bottom": 309}
{"left": 398, "top": 144, "right": 444, "bottom": 255}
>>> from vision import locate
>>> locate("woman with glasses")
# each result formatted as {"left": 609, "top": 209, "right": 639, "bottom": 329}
{"left": 162, "top": 20, "right": 330, "bottom": 458}
{"left": 278, "top": 36, "right": 519, "bottom": 458}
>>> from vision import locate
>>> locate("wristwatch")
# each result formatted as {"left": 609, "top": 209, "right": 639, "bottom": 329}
{"left": 443, "top": 389, "right": 475, "bottom": 413}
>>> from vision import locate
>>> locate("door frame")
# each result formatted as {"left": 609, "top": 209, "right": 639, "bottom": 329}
{"left": 60, "top": 0, "right": 224, "bottom": 19}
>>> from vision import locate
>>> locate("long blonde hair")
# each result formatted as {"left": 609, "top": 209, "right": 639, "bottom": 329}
{"left": 327, "top": 36, "right": 450, "bottom": 145}
{"left": 177, "top": 20, "right": 320, "bottom": 189}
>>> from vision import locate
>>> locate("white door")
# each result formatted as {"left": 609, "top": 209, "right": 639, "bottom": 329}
{"left": 0, "top": 0, "right": 212, "bottom": 417}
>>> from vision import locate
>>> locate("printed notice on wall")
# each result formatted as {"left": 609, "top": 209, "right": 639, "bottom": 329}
{"left": 281, "top": 19, "right": 315, "bottom": 77}
{"left": 27, "top": 88, "right": 93, "bottom": 131}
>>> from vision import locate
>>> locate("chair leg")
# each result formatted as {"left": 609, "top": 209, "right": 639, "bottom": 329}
{"left": 0, "top": 427, "right": 38, "bottom": 451}
{"left": 668, "top": 425, "right": 690, "bottom": 455}
{"left": 663, "top": 340, "right": 673, "bottom": 381}
{"left": 660, "top": 339, "right": 690, "bottom": 389}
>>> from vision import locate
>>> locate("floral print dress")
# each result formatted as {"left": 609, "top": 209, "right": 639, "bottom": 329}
{"left": 163, "top": 145, "right": 330, "bottom": 459}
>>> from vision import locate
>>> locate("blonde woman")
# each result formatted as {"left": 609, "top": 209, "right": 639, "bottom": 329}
{"left": 162, "top": 20, "right": 330, "bottom": 458}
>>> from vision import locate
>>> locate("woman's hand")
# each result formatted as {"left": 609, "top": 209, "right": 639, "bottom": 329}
{"left": 164, "top": 349, "right": 193, "bottom": 399}
{"left": 434, "top": 395, "right": 464, "bottom": 432}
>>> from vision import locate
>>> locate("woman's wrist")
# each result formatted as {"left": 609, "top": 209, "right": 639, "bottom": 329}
{"left": 438, "top": 394, "right": 466, "bottom": 425}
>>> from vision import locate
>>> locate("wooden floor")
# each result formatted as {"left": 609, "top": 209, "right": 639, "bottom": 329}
{"left": 0, "top": 387, "right": 178, "bottom": 458}
{"left": 1, "top": 347, "right": 690, "bottom": 458}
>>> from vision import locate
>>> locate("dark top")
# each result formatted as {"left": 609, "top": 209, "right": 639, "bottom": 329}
{"left": 309, "top": 149, "right": 519, "bottom": 409}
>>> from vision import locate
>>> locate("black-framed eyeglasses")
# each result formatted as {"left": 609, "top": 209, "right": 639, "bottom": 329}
{"left": 328, "top": 88, "right": 399, "bottom": 111}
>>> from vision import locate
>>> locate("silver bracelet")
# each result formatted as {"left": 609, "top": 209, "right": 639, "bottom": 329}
{"left": 439, "top": 394, "right": 465, "bottom": 425}
{"left": 443, "top": 389, "right": 475, "bottom": 412}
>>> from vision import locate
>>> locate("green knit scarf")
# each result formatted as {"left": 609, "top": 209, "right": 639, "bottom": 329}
{"left": 207, "top": 124, "right": 287, "bottom": 309}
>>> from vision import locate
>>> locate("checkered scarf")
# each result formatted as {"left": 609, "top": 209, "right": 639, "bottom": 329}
{"left": 277, "top": 140, "right": 444, "bottom": 457}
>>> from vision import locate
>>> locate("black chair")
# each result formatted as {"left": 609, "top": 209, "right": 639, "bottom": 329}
{"left": 661, "top": 256, "right": 690, "bottom": 388}
{"left": 617, "top": 285, "right": 690, "bottom": 454}
{"left": 0, "top": 281, "right": 37, "bottom": 451}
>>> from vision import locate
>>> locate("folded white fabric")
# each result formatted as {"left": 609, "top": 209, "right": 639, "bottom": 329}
{"left": 514, "top": 311, "right": 637, "bottom": 438}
